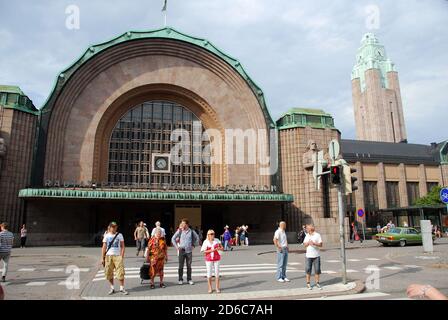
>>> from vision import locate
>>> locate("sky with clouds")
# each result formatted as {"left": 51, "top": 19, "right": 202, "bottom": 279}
{"left": 0, "top": 0, "right": 447, "bottom": 144}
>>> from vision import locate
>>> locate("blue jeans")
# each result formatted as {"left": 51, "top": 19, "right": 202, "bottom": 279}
{"left": 224, "top": 240, "right": 230, "bottom": 251}
{"left": 276, "top": 247, "right": 288, "bottom": 280}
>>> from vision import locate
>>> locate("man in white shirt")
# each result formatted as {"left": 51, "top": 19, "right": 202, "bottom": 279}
{"left": 151, "top": 221, "right": 166, "bottom": 238}
{"left": 273, "top": 221, "right": 290, "bottom": 283}
{"left": 303, "top": 224, "right": 323, "bottom": 290}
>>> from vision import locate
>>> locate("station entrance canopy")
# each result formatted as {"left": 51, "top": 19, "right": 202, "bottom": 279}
{"left": 19, "top": 188, "right": 294, "bottom": 203}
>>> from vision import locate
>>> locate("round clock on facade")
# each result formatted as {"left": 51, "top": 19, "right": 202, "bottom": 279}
{"left": 156, "top": 157, "right": 168, "bottom": 170}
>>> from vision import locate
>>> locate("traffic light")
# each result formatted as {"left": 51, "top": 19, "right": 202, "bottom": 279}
{"left": 330, "top": 165, "right": 342, "bottom": 185}
{"left": 343, "top": 164, "right": 358, "bottom": 194}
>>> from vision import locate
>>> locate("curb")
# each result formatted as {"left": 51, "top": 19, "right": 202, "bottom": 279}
{"left": 258, "top": 280, "right": 366, "bottom": 300}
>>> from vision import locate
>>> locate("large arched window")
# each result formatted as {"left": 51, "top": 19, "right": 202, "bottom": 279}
{"left": 108, "top": 100, "right": 211, "bottom": 187}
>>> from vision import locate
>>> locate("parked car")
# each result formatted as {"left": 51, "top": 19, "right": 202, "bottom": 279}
{"left": 374, "top": 227, "right": 434, "bottom": 247}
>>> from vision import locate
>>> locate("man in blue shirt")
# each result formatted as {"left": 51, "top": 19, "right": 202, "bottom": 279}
{"left": 171, "top": 218, "right": 199, "bottom": 285}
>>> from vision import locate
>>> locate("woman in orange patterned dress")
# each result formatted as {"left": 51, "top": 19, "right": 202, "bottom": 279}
{"left": 146, "top": 227, "right": 168, "bottom": 289}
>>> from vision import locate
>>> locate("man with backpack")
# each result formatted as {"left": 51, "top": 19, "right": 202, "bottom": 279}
{"left": 102, "top": 221, "right": 128, "bottom": 295}
{"left": 171, "top": 218, "right": 199, "bottom": 285}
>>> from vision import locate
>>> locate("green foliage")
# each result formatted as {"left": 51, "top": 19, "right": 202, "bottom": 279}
{"left": 413, "top": 185, "right": 444, "bottom": 206}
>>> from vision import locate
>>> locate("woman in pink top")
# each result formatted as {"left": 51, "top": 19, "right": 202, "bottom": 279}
{"left": 201, "top": 229, "right": 223, "bottom": 293}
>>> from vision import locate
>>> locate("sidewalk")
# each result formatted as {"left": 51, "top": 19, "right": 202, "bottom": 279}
{"left": 83, "top": 281, "right": 364, "bottom": 300}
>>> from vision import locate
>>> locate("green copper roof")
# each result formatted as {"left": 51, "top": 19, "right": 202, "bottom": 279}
{"left": 19, "top": 188, "right": 293, "bottom": 202}
{"left": 351, "top": 33, "right": 396, "bottom": 92}
{"left": 0, "top": 85, "right": 25, "bottom": 95}
{"left": 439, "top": 140, "right": 448, "bottom": 164}
{"left": 276, "top": 107, "right": 336, "bottom": 130}
{"left": 0, "top": 85, "right": 39, "bottom": 115}
{"left": 41, "top": 27, "right": 275, "bottom": 128}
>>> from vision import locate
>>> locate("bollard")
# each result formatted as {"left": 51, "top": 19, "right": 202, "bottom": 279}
{"left": 420, "top": 220, "right": 433, "bottom": 253}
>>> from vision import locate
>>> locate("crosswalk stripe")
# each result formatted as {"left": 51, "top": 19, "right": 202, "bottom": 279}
{"left": 322, "top": 270, "right": 337, "bottom": 274}
{"left": 364, "top": 267, "right": 380, "bottom": 271}
{"left": 92, "top": 269, "right": 302, "bottom": 282}
{"left": 25, "top": 281, "right": 47, "bottom": 286}
{"left": 346, "top": 269, "right": 359, "bottom": 273}
{"left": 366, "top": 258, "right": 381, "bottom": 261}
{"left": 348, "top": 259, "right": 361, "bottom": 262}
{"left": 48, "top": 268, "right": 65, "bottom": 272}
{"left": 383, "top": 266, "right": 402, "bottom": 270}
{"left": 96, "top": 264, "right": 286, "bottom": 274}
{"left": 404, "top": 265, "right": 420, "bottom": 269}
{"left": 326, "top": 260, "right": 340, "bottom": 263}
{"left": 18, "top": 268, "right": 35, "bottom": 272}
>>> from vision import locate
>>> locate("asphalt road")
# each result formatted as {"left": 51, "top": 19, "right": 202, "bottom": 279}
{"left": 1, "top": 239, "right": 447, "bottom": 300}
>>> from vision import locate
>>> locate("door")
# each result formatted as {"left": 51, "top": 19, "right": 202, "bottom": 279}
{"left": 174, "top": 205, "right": 202, "bottom": 230}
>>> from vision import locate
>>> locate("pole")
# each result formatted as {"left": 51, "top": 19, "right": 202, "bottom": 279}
{"left": 164, "top": 12, "right": 167, "bottom": 27}
{"left": 338, "top": 184, "right": 347, "bottom": 284}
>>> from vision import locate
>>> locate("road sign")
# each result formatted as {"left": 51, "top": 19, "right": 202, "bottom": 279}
{"left": 440, "top": 188, "right": 448, "bottom": 204}
{"left": 328, "top": 139, "right": 340, "bottom": 162}
{"left": 357, "top": 208, "right": 365, "bottom": 217}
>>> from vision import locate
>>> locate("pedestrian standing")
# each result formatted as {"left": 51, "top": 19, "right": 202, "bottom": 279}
{"left": 151, "top": 221, "right": 166, "bottom": 238}
{"left": 303, "top": 224, "right": 323, "bottom": 290}
{"left": 298, "top": 225, "right": 306, "bottom": 244}
{"left": 240, "top": 226, "right": 246, "bottom": 246}
{"left": 273, "top": 221, "right": 290, "bottom": 283}
{"left": 171, "top": 218, "right": 199, "bottom": 285}
{"left": 146, "top": 227, "right": 168, "bottom": 289}
{"left": 102, "top": 221, "right": 128, "bottom": 295}
{"left": 20, "top": 224, "right": 27, "bottom": 248}
{"left": 134, "top": 221, "right": 149, "bottom": 257}
{"left": 201, "top": 229, "right": 223, "bottom": 293}
{"left": 376, "top": 223, "right": 381, "bottom": 234}
{"left": 222, "top": 226, "right": 233, "bottom": 251}
{"left": 244, "top": 225, "right": 249, "bottom": 246}
{"left": 234, "top": 227, "right": 240, "bottom": 246}
{"left": 0, "top": 222, "right": 14, "bottom": 282}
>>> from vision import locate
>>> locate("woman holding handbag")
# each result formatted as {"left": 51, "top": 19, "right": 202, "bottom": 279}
{"left": 201, "top": 229, "right": 223, "bottom": 294}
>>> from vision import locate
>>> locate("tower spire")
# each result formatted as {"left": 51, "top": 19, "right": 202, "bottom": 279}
{"left": 162, "top": 0, "right": 167, "bottom": 27}
{"left": 351, "top": 33, "right": 407, "bottom": 143}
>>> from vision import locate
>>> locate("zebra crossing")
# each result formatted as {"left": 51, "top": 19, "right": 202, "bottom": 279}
{"left": 0, "top": 257, "right": 423, "bottom": 288}
{"left": 92, "top": 262, "right": 303, "bottom": 282}
{"left": 0, "top": 267, "right": 91, "bottom": 287}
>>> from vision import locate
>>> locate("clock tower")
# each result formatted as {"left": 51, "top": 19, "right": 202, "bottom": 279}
{"left": 351, "top": 33, "right": 407, "bottom": 143}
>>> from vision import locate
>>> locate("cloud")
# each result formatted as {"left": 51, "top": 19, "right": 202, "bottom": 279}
{"left": 0, "top": 0, "right": 447, "bottom": 144}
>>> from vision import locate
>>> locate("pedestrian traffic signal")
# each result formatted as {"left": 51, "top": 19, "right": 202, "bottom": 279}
{"left": 330, "top": 165, "right": 342, "bottom": 185}
{"left": 343, "top": 165, "right": 358, "bottom": 194}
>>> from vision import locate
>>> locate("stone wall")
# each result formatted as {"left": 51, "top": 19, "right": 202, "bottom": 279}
{"left": 0, "top": 108, "right": 37, "bottom": 233}
{"left": 279, "top": 126, "right": 344, "bottom": 244}
{"left": 352, "top": 69, "right": 407, "bottom": 143}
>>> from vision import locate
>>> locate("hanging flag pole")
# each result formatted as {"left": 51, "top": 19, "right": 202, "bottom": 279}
{"left": 162, "top": 0, "right": 167, "bottom": 27}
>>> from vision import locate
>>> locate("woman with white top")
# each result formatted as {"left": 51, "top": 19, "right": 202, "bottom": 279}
{"left": 201, "top": 229, "right": 223, "bottom": 293}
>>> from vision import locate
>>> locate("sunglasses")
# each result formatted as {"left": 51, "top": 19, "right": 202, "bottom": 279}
{"left": 208, "top": 233, "right": 215, "bottom": 235}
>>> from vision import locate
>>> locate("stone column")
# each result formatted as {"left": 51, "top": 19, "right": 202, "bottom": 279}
{"left": 418, "top": 164, "right": 428, "bottom": 197}
{"left": 398, "top": 163, "right": 409, "bottom": 207}
{"left": 377, "top": 162, "right": 387, "bottom": 209}
{"left": 354, "top": 161, "right": 365, "bottom": 211}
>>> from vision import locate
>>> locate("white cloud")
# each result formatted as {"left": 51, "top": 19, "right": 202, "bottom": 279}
{"left": 0, "top": 0, "right": 446, "bottom": 144}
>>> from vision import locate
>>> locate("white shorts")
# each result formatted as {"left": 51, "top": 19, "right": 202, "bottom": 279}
{"left": 205, "top": 261, "right": 220, "bottom": 278}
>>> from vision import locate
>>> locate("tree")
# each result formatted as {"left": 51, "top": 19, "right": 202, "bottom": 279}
{"left": 413, "top": 185, "right": 444, "bottom": 206}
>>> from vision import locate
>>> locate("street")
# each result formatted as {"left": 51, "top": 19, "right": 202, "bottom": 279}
{"left": 1, "top": 239, "right": 447, "bottom": 300}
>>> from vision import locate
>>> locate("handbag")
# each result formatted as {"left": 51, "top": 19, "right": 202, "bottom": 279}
{"left": 102, "top": 232, "right": 120, "bottom": 267}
